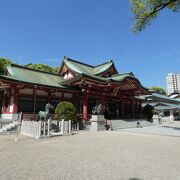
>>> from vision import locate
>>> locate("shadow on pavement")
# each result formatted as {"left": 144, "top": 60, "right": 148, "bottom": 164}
{"left": 162, "top": 126, "right": 180, "bottom": 131}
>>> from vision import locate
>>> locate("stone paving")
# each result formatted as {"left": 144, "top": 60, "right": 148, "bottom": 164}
{"left": 121, "top": 121, "right": 180, "bottom": 137}
{"left": 0, "top": 128, "right": 180, "bottom": 180}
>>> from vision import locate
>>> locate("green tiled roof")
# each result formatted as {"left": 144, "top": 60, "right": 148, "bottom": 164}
{"left": 141, "top": 102, "right": 160, "bottom": 107}
{"left": 109, "top": 73, "right": 134, "bottom": 82}
{"left": 138, "top": 93, "right": 180, "bottom": 110}
{"left": 137, "top": 93, "right": 180, "bottom": 103}
{"left": 154, "top": 104, "right": 180, "bottom": 110}
{"left": 0, "top": 64, "right": 69, "bottom": 89}
{"left": 63, "top": 57, "right": 118, "bottom": 75}
{"left": 60, "top": 72, "right": 146, "bottom": 92}
{"left": 141, "top": 101, "right": 180, "bottom": 110}
{"left": 0, "top": 59, "right": 147, "bottom": 93}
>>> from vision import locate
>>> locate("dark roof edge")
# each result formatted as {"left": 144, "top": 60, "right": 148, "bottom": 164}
{"left": 64, "top": 56, "right": 94, "bottom": 68}
{"left": 112, "top": 72, "right": 133, "bottom": 77}
{"left": 94, "top": 59, "right": 113, "bottom": 68}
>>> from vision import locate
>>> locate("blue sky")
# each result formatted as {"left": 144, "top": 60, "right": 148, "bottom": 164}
{"left": 0, "top": 0, "right": 180, "bottom": 89}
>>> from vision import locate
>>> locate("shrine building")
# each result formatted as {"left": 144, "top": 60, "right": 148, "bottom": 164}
{"left": 0, "top": 57, "right": 148, "bottom": 121}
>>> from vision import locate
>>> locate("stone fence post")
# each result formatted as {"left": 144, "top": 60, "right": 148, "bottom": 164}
{"left": 69, "top": 120, "right": 71, "bottom": 134}
{"left": 38, "top": 121, "right": 42, "bottom": 138}
{"left": 47, "top": 119, "right": 51, "bottom": 136}
{"left": 61, "top": 119, "right": 64, "bottom": 134}
{"left": 43, "top": 122, "right": 46, "bottom": 136}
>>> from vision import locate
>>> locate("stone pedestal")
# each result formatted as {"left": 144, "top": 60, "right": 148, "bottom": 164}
{"left": 90, "top": 115, "right": 106, "bottom": 132}
{"left": 152, "top": 115, "right": 160, "bottom": 124}
{"left": 169, "top": 110, "right": 174, "bottom": 122}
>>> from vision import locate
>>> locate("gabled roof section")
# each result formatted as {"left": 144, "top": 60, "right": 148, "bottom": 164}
{"left": 59, "top": 56, "right": 118, "bottom": 75}
{"left": 110, "top": 72, "right": 135, "bottom": 81}
{"left": 60, "top": 71, "right": 148, "bottom": 91}
{"left": 137, "top": 93, "right": 180, "bottom": 104}
{"left": 0, "top": 64, "right": 69, "bottom": 89}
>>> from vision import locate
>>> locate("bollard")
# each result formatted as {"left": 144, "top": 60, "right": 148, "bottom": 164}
{"left": 43, "top": 122, "right": 46, "bottom": 136}
{"left": 15, "top": 122, "right": 21, "bottom": 142}
{"left": 61, "top": 119, "right": 64, "bottom": 134}
{"left": 77, "top": 122, "right": 79, "bottom": 130}
{"left": 69, "top": 120, "right": 71, "bottom": 134}
{"left": 47, "top": 119, "right": 50, "bottom": 136}
{"left": 38, "top": 121, "right": 42, "bottom": 138}
{"left": 59, "top": 121, "right": 61, "bottom": 132}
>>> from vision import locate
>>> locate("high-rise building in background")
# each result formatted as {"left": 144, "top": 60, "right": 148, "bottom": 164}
{"left": 166, "top": 73, "right": 180, "bottom": 95}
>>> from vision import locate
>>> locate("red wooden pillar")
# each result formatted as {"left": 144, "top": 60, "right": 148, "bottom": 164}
{"left": 2, "top": 91, "right": 8, "bottom": 113}
{"left": 120, "top": 96, "right": 124, "bottom": 119}
{"left": 0, "top": 91, "right": 2, "bottom": 113}
{"left": 100, "top": 95, "right": 105, "bottom": 106}
{"left": 33, "top": 85, "right": 37, "bottom": 120}
{"left": 13, "top": 89, "right": 19, "bottom": 113}
{"left": 82, "top": 94, "right": 88, "bottom": 120}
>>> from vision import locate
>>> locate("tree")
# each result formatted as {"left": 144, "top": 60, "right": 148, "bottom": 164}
{"left": 150, "top": 86, "right": 166, "bottom": 95}
{"left": 55, "top": 101, "right": 76, "bottom": 121}
{"left": 52, "top": 66, "right": 59, "bottom": 74}
{"left": 0, "top": 58, "right": 59, "bottom": 75}
{"left": 0, "top": 58, "right": 13, "bottom": 75}
{"left": 25, "top": 63, "right": 55, "bottom": 73}
{"left": 143, "top": 104, "right": 154, "bottom": 121}
{"left": 131, "top": 0, "right": 180, "bottom": 33}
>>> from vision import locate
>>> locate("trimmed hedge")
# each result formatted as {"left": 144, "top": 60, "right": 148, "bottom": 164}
{"left": 55, "top": 101, "right": 76, "bottom": 121}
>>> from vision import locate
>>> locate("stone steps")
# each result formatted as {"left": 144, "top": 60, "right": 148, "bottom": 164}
{"left": 110, "top": 119, "right": 153, "bottom": 130}
{"left": 0, "top": 122, "right": 19, "bottom": 133}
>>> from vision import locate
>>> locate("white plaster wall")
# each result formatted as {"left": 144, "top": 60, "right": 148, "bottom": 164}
{"left": 1, "top": 114, "right": 18, "bottom": 121}
{"left": 63, "top": 72, "right": 74, "bottom": 79}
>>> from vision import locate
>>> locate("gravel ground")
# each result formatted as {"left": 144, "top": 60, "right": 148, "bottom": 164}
{"left": 0, "top": 130, "right": 180, "bottom": 180}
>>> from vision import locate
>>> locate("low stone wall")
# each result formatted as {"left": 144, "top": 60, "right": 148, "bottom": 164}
{"left": 153, "top": 115, "right": 174, "bottom": 125}
{"left": 21, "top": 121, "right": 41, "bottom": 139}
{"left": 20, "top": 119, "right": 72, "bottom": 139}
{"left": 0, "top": 113, "right": 19, "bottom": 121}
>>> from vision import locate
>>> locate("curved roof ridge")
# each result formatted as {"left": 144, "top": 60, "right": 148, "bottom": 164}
{"left": 112, "top": 72, "right": 134, "bottom": 77}
{"left": 63, "top": 57, "right": 117, "bottom": 75}
{"left": 94, "top": 60, "right": 113, "bottom": 68}
{"left": 64, "top": 56, "right": 94, "bottom": 68}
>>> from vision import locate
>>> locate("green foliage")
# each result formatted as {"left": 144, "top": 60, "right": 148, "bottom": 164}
{"left": 0, "top": 58, "right": 59, "bottom": 75}
{"left": 143, "top": 104, "right": 154, "bottom": 121}
{"left": 131, "top": 0, "right": 180, "bottom": 33}
{"left": 25, "top": 63, "right": 54, "bottom": 73}
{"left": 25, "top": 63, "right": 59, "bottom": 74}
{"left": 150, "top": 86, "right": 166, "bottom": 95}
{"left": 55, "top": 101, "right": 76, "bottom": 121}
{"left": 52, "top": 66, "right": 59, "bottom": 74}
{"left": 0, "top": 58, "right": 13, "bottom": 75}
